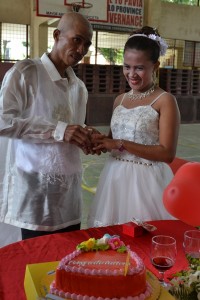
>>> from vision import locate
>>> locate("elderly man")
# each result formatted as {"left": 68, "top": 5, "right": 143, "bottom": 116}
{"left": 0, "top": 12, "right": 95, "bottom": 241}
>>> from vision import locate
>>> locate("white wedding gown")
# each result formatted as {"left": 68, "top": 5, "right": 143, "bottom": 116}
{"left": 88, "top": 93, "right": 175, "bottom": 228}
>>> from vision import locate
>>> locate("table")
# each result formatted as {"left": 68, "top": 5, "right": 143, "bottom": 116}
{"left": 0, "top": 220, "right": 194, "bottom": 300}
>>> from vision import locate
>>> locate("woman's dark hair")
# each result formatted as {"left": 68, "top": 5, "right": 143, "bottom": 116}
{"left": 124, "top": 26, "right": 161, "bottom": 63}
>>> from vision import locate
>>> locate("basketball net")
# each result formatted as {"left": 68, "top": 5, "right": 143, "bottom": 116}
{"left": 71, "top": 3, "right": 82, "bottom": 12}
{"left": 70, "top": 2, "right": 93, "bottom": 15}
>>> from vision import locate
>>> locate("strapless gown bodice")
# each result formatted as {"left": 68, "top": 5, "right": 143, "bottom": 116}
{"left": 110, "top": 105, "right": 159, "bottom": 162}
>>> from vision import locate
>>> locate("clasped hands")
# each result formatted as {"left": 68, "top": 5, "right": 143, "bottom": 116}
{"left": 63, "top": 125, "right": 107, "bottom": 155}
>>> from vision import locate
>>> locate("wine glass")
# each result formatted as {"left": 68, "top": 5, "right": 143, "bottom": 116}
{"left": 183, "top": 230, "right": 200, "bottom": 268}
{"left": 150, "top": 235, "right": 177, "bottom": 287}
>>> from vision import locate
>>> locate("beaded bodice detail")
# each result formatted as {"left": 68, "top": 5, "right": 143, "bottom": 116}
{"left": 111, "top": 104, "right": 159, "bottom": 162}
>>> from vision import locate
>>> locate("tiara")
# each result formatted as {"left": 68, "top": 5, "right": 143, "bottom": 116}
{"left": 128, "top": 33, "right": 168, "bottom": 56}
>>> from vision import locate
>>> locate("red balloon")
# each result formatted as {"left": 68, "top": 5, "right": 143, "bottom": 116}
{"left": 163, "top": 162, "right": 200, "bottom": 227}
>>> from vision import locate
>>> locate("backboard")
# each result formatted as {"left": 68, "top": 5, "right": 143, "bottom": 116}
{"left": 64, "top": 0, "right": 108, "bottom": 22}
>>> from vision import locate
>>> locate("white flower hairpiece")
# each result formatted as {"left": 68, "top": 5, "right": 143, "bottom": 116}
{"left": 128, "top": 33, "right": 168, "bottom": 56}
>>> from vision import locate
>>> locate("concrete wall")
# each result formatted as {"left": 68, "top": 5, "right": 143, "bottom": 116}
{"left": 146, "top": 0, "right": 200, "bottom": 41}
{"left": 0, "top": 0, "right": 31, "bottom": 24}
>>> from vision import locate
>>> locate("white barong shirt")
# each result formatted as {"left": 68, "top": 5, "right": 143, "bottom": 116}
{"left": 0, "top": 53, "right": 88, "bottom": 231}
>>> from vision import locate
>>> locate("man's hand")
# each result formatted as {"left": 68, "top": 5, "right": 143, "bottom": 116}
{"left": 64, "top": 125, "right": 107, "bottom": 155}
{"left": 64, "top": 125, "right": 91, "bottom": 149}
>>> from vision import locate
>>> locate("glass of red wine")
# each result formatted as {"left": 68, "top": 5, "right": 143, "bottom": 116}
{"left": 150, "top": 235, "right": 177, "bottom": 287}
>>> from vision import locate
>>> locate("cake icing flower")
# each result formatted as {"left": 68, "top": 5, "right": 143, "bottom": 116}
{"left": 108, "top": 236, "right": 125, "bottom": 250}
{"left": 76, "top": 234, "right": 128, "bottom": 252}
{"left": 96, "top": 233, "right": 111, "bottom": 245}
{"left": 79, "top": 238, "right": 96, "bottom": 250}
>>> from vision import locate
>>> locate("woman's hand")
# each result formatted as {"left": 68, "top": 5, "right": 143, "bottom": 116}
{"left": 78, "top": 128, "right": 107, "bottom": 155}
{"left": 91, "top": 135, "right": 118, "bottom": 152}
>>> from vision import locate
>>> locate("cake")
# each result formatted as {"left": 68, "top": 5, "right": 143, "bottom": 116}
{"left": 50, "top": 234, "right": 152, "bottom": 300}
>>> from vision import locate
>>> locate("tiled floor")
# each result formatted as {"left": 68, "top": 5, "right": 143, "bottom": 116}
{"left": 81, "top": 123, "right": 200, "bottom": 228}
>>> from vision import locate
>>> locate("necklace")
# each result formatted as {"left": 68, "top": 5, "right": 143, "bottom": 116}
{"left": 127, "top": 84, "right": 155, "bottom": 101}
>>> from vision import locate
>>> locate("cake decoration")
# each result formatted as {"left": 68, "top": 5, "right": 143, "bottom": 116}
{"left": 76, "top": 234, "right": 128, "bottom": 253}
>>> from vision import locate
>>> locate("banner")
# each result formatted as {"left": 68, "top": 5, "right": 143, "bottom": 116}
{"left": 105, "top": 0, "right": 143, "bottom": 32}
{"left": 36, "top": 0, "right": 144, "bottom": 32}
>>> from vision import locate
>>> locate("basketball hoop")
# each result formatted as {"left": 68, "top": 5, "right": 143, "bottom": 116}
{"left": 70, "top": 2, "right": 93, "bottom": 13}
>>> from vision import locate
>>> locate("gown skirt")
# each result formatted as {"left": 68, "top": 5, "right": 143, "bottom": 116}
{"left": 87, "top": 155, "right": 175, "bottom": 228}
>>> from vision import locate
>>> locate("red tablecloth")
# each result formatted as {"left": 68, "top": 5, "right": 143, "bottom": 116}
{"left": 0, "top": 220, "right": 194, "bottom": 300}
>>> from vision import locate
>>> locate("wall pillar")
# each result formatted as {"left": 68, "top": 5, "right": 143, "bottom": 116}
{"left": 30, "top": 0, "right": 48, "bottom": 58}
